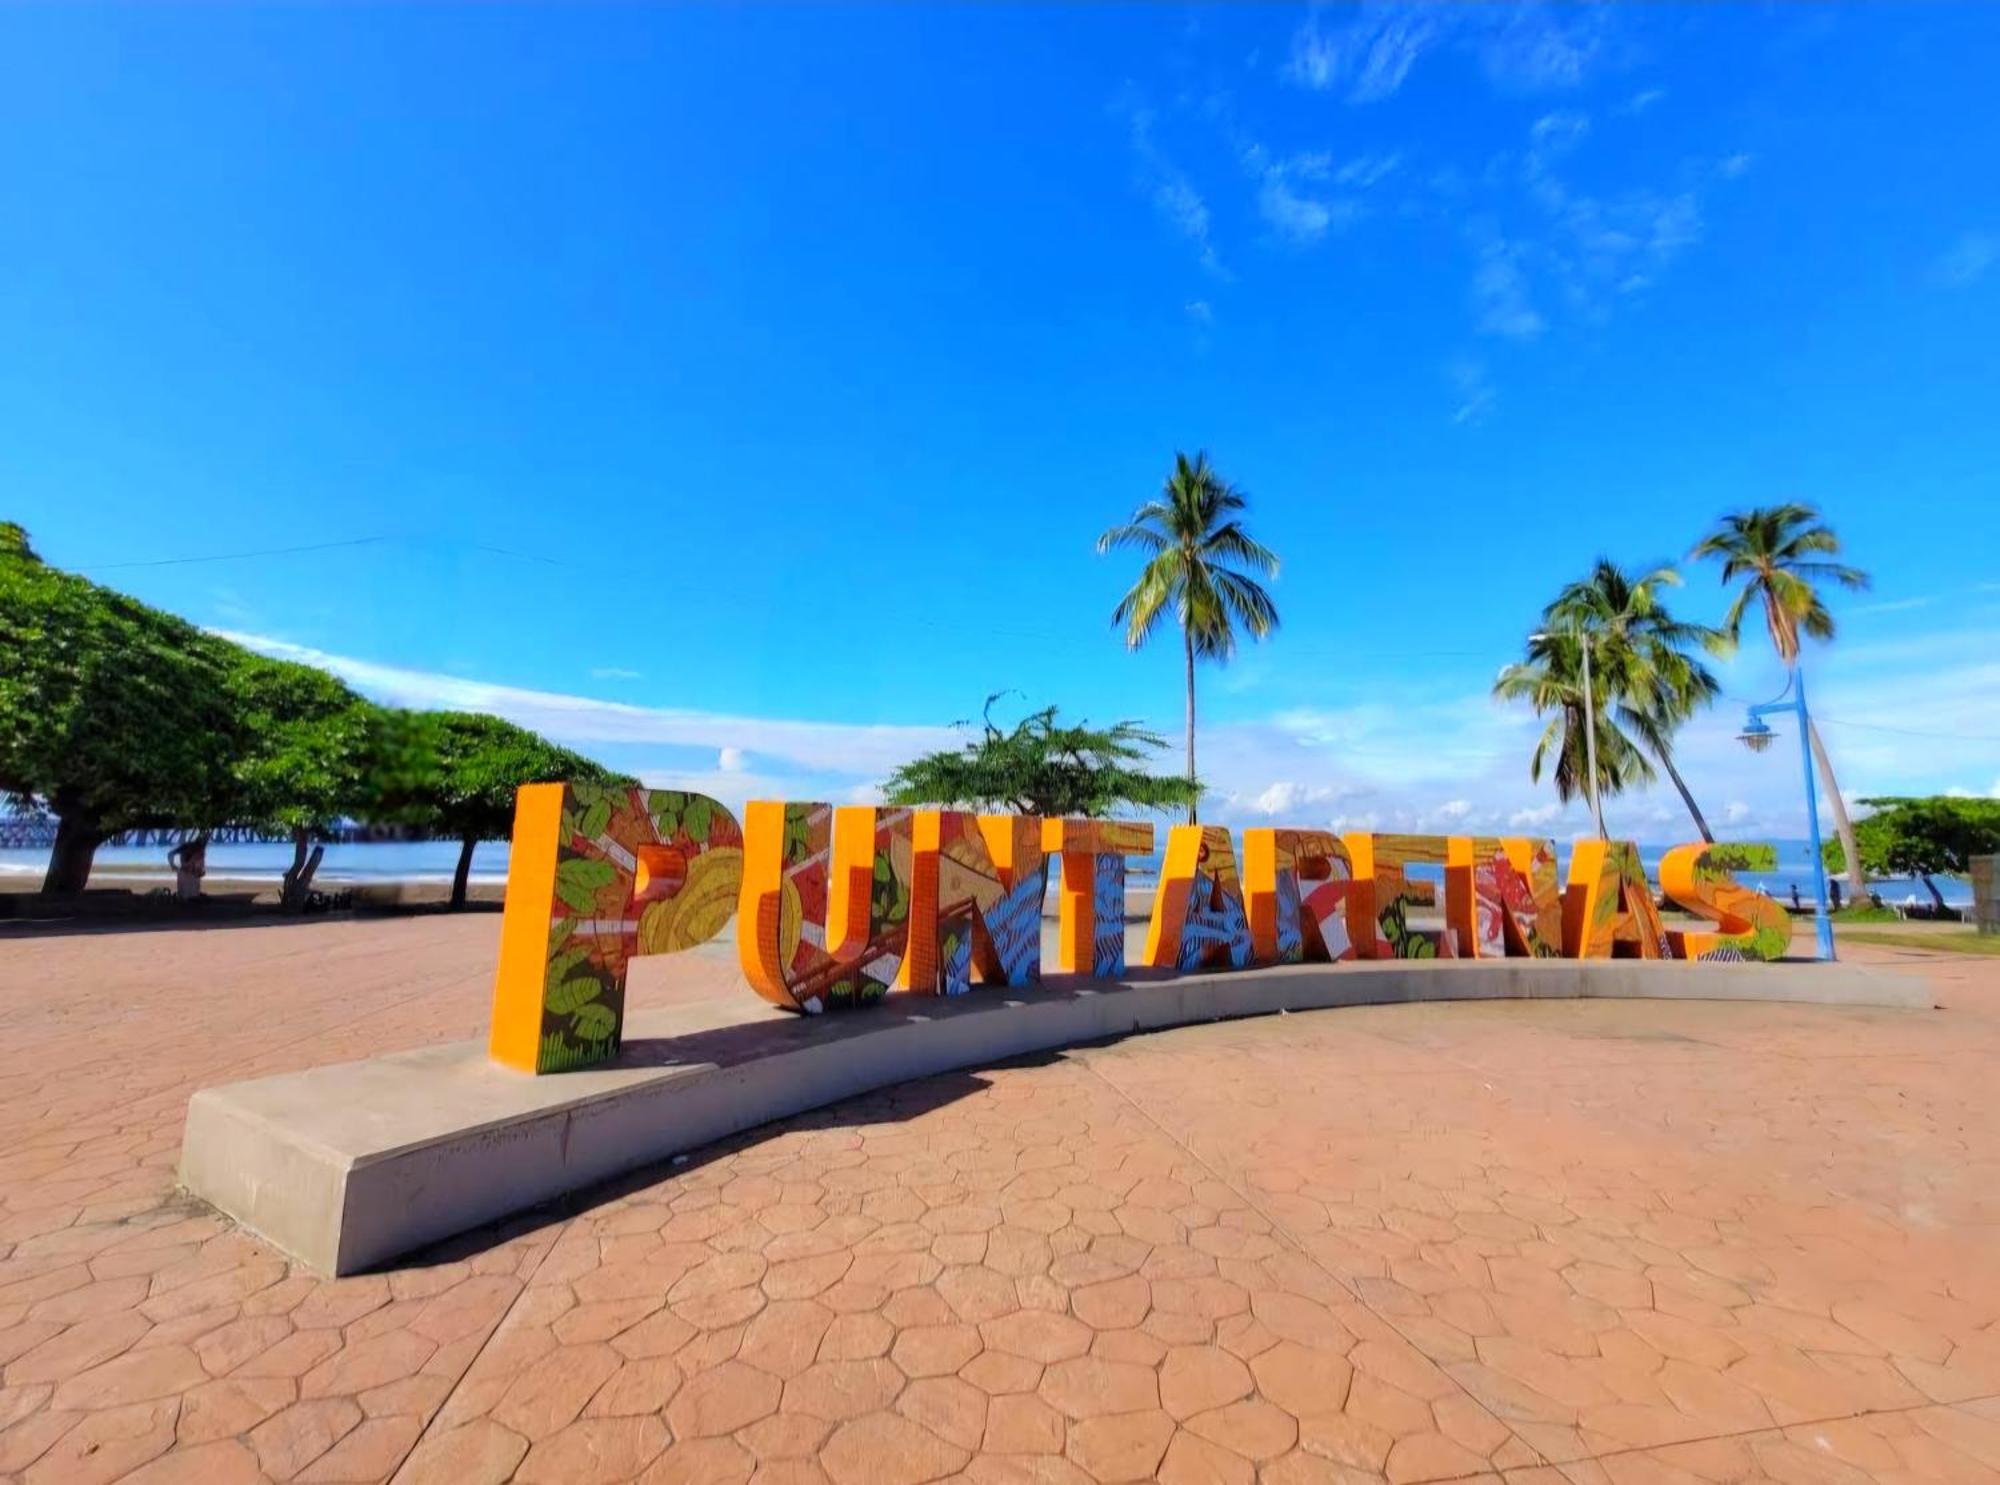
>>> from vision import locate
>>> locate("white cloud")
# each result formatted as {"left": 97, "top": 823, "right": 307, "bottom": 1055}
{"left": 1283, "top": 3, "right": 1601, "bottom": 104}
{"left": 1281, "top": 6, "right": 1442, "bottom": 103}
{"left": 1447, "top": 356, "right": 1496, "bottom": 425}
{"left": 1121, "top": 97, "right": 1228, "bottom": 277}
{"left": 1472, "top": 240, "right": 1545, "bottom": 339}
{"left": 1936, "top": 231, "right": 1997, "bottom": 288}
{"left": 210, "top": 616, "right": 2000, "bottom": 849}
{"left": 1184, "top": 299, "right": 1214, "bottom": 327}
{"left": 590, "top": 666, "right": 641, "bottom": 681}
{"left": 1253, "top": 781, "right": 1335, "bottom": 816}
{"left": 1718, "top": 152, "right": 1754, "bottom": 179}
{"left": 1259, "top": 177, "right": 1334, "bottom": 244}
{"left": 1619, "top": 87, "right": 1666, "bottom": 115}
{"left": 210, "top": 629, "right": 955, "bottom": 779}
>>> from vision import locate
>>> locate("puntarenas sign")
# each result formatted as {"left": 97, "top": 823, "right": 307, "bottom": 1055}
{"left": 488, "top": 783, "right": 1792, "bottom": 1074}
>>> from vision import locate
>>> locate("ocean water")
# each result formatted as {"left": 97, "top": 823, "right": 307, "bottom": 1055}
{"left": 0, "top": 839, "right": 514, "bottom": 885}
{"left": 0, "top": 834, "right": 1971, "bottom": 905}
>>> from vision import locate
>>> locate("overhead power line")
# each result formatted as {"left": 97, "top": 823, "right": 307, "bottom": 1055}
{"left": 1815, "top": 715, "right": 2000, "bottom": 744}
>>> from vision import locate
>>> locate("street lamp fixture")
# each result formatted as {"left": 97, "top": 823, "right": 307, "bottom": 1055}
{"left": 1737, "top": 670, "right": 1837, "bottom": 962}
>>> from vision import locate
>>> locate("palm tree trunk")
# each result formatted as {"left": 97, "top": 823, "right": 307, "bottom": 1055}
{"left": 1806, "top": 719, "right": 1867, "bottom": 900}
{"left": 1655, "top": 750, "right": 1715, "bottom": 843}
{"left": 1183, "top": 625, "right": 1198, "bottom": 825}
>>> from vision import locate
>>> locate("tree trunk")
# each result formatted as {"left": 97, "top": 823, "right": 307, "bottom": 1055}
{"left": 1183, "top": 625, "right": 1198, "bottom": 825}
{"left": 1921, "top": 875, "right": 1947, "bottom": 913}
{"left": 451, "top": 834, "right": 477, "bottom": 911}
{"left": 281, "top": 826, "right": 325, "bottom": 912}
{"left": 1656, "top": 751, "right": 1715, "bottom": 843}
{"left": 41, "top": 811, "right": 102, "bottom": 895}
{"left": 1806, "top": 719, "right": 1868, "bottom": 900}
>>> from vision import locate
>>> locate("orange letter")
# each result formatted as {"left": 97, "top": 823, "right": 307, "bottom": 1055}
{"left": 1445, "top": 836, "right": 1563, "bottom": 959}
{"left": 1144, "top": 826, "right": 1253, "bottom": 970}
{"left": 1243, "top": 828, "right": 1353, "bottom": 963}
{"left": 1566, "top": 839, "right": 1670, "bottom": 958}
{"left": 1344, "top": 833, "right": 1455, "bottom": 958}
{"left": 490, "top": 783, "right": 744, "bottom": 1073}
{"left": 902, "top": 812, "right": 1048, "bottom": 995}
{"left": 1042, "top": 819, "right": 1155, "bottom": 978}
{"left": 738, "top": 803, "right": 915, "bottom": 1013}
{"left": 1660, "top": 843, "right": 1792, "bottom": 961}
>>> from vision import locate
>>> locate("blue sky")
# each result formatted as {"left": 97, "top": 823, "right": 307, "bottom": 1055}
{"left": 5, "top": 3, "right": 1997, "bottom": 839}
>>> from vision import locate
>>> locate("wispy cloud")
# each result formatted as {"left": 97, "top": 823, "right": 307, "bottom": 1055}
{"left": 1284, "top": 4, "right": 1442, "bottom": 102}
{"left": 1120, "top": 95, "right": 1228, "bottom": 277}
{"left": 1447, "top": 356, "right": 1496, "bottom": 425}
{"left": 590, "top": 666, "right": 641, "bottom": 681}
{"left": 1936, "top": 230, "right": 1997, "bottom": 288}
{"left": 211, "top": 630, "right": 955, "bottom": 783}
{"left": 213, "top": 608, "right": 1998, "bottom": 844}
{"left": 1472, "top": 238, "right": 1545, "bottom": 339}
{"left": 1285, "top": 2, "right": 1608, "bottom": 104}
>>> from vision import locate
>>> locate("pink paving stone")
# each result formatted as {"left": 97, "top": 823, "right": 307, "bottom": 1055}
{"left": 24, "top": 1397, "right": 179, "bottom": 1485}
{"left": 397, "top": 1417, "right": 531, "bottom": 1485}
{"left": 821, "top": 1409, "right": 971, "bottom": 1485}
{"left": 1063, "top": 1409, "right": 1175, "bottom": 1482}
{"left": 6, "top": 923, "right": 2000, "bottom": 1482}
{"left": 511, "top": 1414, "right": 669, "bottom": 1483}
{"left": 247, "top": 1395, "right": 363, "bottom": 1478}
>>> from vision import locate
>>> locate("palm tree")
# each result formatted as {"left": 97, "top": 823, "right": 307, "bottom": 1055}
{"left": 1494, "top": 630, "right": 1656, "bottom": 836}
{"left": 1545, "top": 559, "right": 1727, "bottom": 841}
{"left": 1691, "top": 503, "right": 1870, "bottom": 896}
{"left": 1098, "top": 452, "right": 1279, "bottom": 823}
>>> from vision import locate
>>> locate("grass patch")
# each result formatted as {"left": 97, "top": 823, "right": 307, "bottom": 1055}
{"left": 1838, "top": 930, "right": 2000, "bottom": 956}
{"left": 1829, "top": 902, "right": 1903, "bottom": 923}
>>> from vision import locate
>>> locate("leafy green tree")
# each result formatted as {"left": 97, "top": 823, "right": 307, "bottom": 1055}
{"left": 390, "top": 711, "right": 623, "bottom": 909}
{"left": 1098, "top": 452, "right": 1279, "bottom": 823}
{"left": 218, "top": 649, "right": 384, "bottom": 909}
{"left": 1510, "top": 559, "right": 1727, "bottom": 840}
{"left": 1705, "top": 843, "right": 1777, "bottom": 872}
{"left": 1692, "top": 503, "right": 1870, "bottom": 895}
{"left": 1, "top": 530, "right": 240, "bottom": 892}
{"left": 884, "top": 697, "right": 1199, "bottom": 818}
{"left": 1823, "top": 796, "right": 2000, "bottom": 912}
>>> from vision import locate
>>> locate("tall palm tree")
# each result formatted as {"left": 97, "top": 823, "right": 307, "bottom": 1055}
{"left": 1494, "top": 629, "right": 1656, "bottom": 836}
{"left": 1545, "top": 559, "right": 1728, "bottom": 841}
{"left": 1098, "top": 452, "right": 1279, "bottom": 824}
{"left": 1691, "top": 503, "right": 1870, "bottom": 896}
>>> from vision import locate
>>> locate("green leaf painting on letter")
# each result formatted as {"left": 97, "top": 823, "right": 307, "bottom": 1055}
{"left": 555, "top": 857, "right": 617, "bottom": 912}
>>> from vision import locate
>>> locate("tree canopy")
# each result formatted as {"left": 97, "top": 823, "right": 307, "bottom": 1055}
{"left": 883, "top": 698, "right": 1199, "bottom": 819}
{"left": 1823, "top": 796, "right": 2000, "bottom": 909}
{"left": 2, "top": 525, "right": 623, "bottom": 901}
{"left": 390, "top": 711, "right": 625, "bottom": 907}
{"left": 1, "top": 535, "right": 242, "bottom": 890}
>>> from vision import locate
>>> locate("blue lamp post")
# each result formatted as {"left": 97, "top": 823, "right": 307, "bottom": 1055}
{"left": 1738, "top": 668, "right": 1837, "bottom": 961}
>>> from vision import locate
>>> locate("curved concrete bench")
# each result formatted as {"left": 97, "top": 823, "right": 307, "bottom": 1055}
{"left": 180, "top": 956, "right": 1927, "bottom": 1275}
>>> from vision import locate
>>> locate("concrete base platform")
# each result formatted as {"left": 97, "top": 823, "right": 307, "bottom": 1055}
{"left": 179, "top": 957, "right": 1929, "bottom": 1275}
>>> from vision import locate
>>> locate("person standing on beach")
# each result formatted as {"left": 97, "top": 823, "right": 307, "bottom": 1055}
{"left": 167, "top": 834, "right": 208, "bottom": 901}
